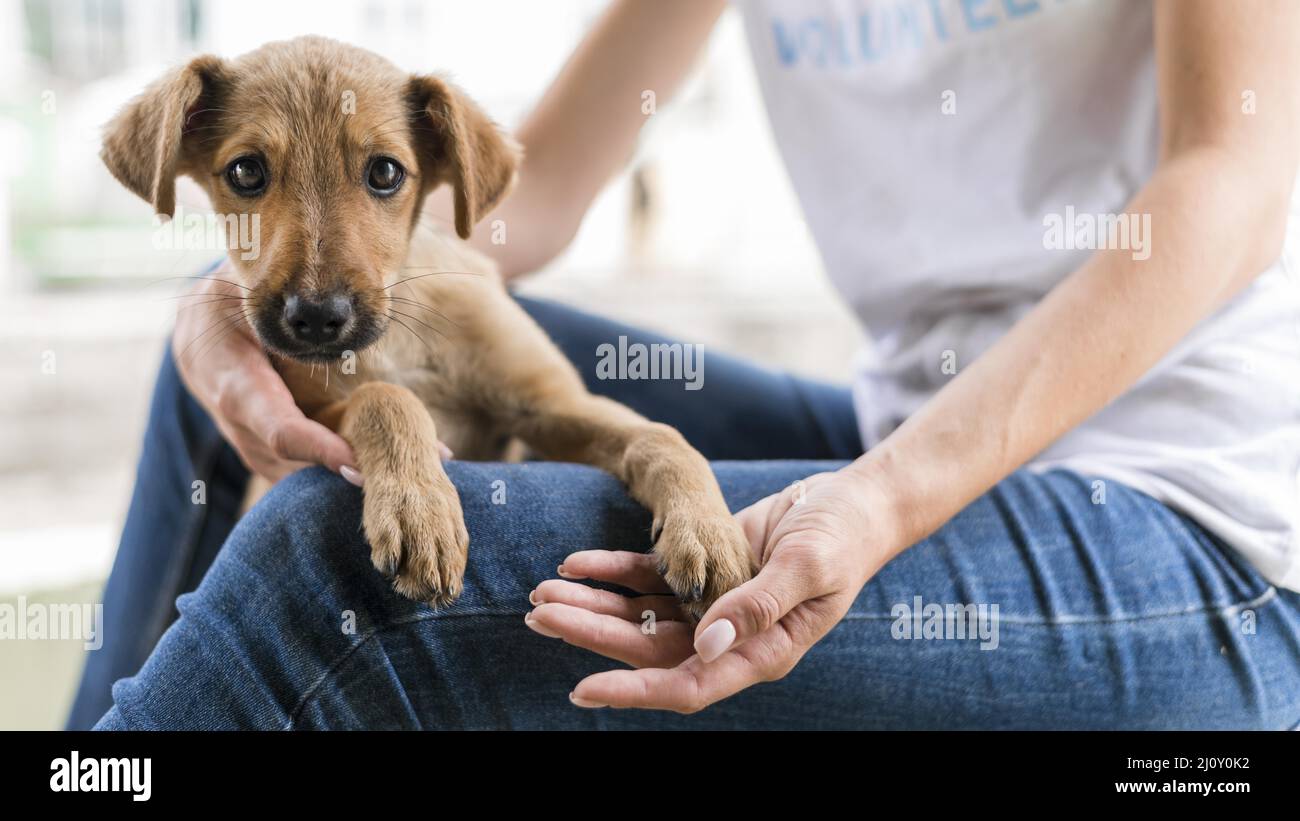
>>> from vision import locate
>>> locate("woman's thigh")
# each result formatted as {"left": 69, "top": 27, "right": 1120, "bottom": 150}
{"left": 66, "top": 344, "right": 248, "bottom": 730}
{"left": 95, "top": 463, "right": 1300, "bottom": 730}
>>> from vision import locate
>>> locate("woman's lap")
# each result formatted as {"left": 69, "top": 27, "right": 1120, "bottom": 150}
{"left": 72, "top": 295, "right": 1300, "bottom": 730}
{"left": 67, "top": 295, "right": 864, "bottom": 728}
{"left": 95, "top": 462, "right": 1300, "bottom": 729}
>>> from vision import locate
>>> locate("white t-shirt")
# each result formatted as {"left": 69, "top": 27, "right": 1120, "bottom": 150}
{"left": 734, "top": 0, "right": 1300, "bottom": 590}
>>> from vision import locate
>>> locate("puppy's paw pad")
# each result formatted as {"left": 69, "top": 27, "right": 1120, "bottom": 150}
{"left": 653, "top": 512, "right": 754, "bottom": 620}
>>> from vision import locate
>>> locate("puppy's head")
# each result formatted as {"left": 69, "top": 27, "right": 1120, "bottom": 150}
{"left": 102, "top": 36, "right": 518, "bottom": 361}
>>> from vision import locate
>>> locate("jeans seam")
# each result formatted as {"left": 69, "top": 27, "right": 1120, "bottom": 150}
{"left": 285, "top": 610, "right": 524, "bottom": 728}
{"left": 843, "top": 586, "right": 1279, "bottom": 627}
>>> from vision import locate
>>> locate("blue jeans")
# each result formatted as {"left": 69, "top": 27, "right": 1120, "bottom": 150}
{"left": 71, "top": 298, "right": 1300, "bottom": 729}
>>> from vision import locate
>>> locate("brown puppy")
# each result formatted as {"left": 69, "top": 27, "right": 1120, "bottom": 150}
{"left": 101, "top": 36, "right": 753, "bottom": 617}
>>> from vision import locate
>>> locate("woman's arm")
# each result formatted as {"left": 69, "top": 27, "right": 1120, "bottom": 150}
{"left": 540, "top": 0, "right": 1300, "bottom": 712}
{"left": 851, "top": 0, "right": 1300, "bottom": 557}
{"left": 431, "top": 0, "right": 728, "bottom": 278}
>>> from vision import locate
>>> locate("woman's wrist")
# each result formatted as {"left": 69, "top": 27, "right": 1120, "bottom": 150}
{"left": 838, "top": 454, "right": 913, "bottom": 583}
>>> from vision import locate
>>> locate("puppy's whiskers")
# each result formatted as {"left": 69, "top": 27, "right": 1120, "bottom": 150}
{"left": 384, "top": 312, "right": 437, "bottom": 358}
{"left": 376, "top": 278, "right": 463, "bottom": 340}
{"left": 186, "top": 308, "right": 253, "bottom": 365}
{"left": 172, "top": 295, "right": 257, "bottom": 316}
{"left": 386, "top": 295, "right": 461, "bottom": 330}
{"left": 176, "top": 306, "right": 245, "bottom": 361}
{"left": 140, "top": 274, "right": 252, "bottom": 292}
{"left": 382, "top": 269, "right": 484, "bottom": 291}
{"left": 387, "top": 307, "right": 450, "bottom": 342}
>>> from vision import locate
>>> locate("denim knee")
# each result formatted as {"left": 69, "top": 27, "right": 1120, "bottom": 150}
{"left": 207, "top": 462, "right": 648, "bottom": 621}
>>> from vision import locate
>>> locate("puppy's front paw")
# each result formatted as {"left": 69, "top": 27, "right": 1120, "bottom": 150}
{"left": 652, "top": 507, "right": 755, "bottom": 621}
{"left": 363, "top": 473, "right": 468, "bottom": 608}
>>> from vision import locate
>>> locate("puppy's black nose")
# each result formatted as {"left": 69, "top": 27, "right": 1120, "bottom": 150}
{"left": 283, "top": 292, "right": 353, "bottom": 344}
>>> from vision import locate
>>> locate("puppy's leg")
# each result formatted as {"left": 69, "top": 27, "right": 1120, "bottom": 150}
{"left": 513, "top": 394, "right": 755, "bottom": 619}
{"left": 412, "top": 279, "right": 752, "bottom": 615}
{"left": 334, "top": 382, "right": 467, "bottom": 607}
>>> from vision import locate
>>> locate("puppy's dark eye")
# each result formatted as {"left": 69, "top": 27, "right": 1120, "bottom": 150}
{"left": 226, "top": 157, "right": 267, "bottom": 196}
{"left": 366, "top": 157, "right": 405, "bottom": 197}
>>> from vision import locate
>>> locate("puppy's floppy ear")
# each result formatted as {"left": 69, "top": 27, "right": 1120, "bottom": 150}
{"left": 101, "top": 55, "right": 227, "bottom": 218}
{"left": 407, "top": 75, "right": 520, "bottom": 239}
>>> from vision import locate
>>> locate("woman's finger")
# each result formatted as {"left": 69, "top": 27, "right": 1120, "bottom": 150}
{"left": 691, "top": 550, "right": 816, "bottom": 662}
{"left": 734, "top": 493, "right": 779, "bottom": 558}
{"left": 530, "top": 579, "right": 683, "bottom": 622}
{"left": 558, "top": 550, "right": 672, "bottom": 594}
{"left": 525, "top": 601, "right": 693, "bottom": 668}
{"left": 570, "top": 650, "right": 765, "bottom": 713}
{"left": 263, "top": 415, "right": 356, "bottom": 474}
{"left": 759, "top": 484, "right": 801, "bottom": 564}
{"left": 234, "top": 364, "right": 355, "bottom": 474}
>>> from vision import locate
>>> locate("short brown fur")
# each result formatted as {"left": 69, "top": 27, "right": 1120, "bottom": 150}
{"left": 102, "top": 36, "right": 753, "bottom": 616}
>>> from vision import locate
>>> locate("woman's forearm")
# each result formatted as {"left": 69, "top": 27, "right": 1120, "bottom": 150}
{"left": 849, "top": 0, "right": 1300, "bottom": 562}
{"left": 849, "top": 148, "right": 1294, "bottom": 559}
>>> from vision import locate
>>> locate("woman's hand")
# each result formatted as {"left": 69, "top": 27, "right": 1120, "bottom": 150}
{"left": 171, "top": 268, "right": 358, "bottom": 483}
{"left": 525, "top": 468, "right": 899, "bottom": 712}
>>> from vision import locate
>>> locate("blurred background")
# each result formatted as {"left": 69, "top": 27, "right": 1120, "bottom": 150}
{"left": 0, "top": 0, "right": 860, "bottom": 728}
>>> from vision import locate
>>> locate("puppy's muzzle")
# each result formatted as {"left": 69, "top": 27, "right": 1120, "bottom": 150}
{"left": 254, "top": 287, "right": 383, "bottom": 362}
{"left": 284, "top": 292, "right": 353, "bottom": 345}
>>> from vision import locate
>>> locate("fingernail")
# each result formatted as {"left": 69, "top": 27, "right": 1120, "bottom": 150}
{"left": 528, "top": 589, "right": 540, "bottom": 606}
{"left": 557, "top": 564, "right": 577, "bottom": 579}
{"left": 339, "top": 465, "right": 364, "bottom": 487}
{"left": 524, "top": 612, "right": 561, "bottom": 639}
{"left": 695, "top": 618, "right": 736, "bottom": 663}
{"left": 569, "top": 692, "right": 605, "bottom": 709}
{"left": 437, "top": 442, "right": 454, "bottom": 461}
